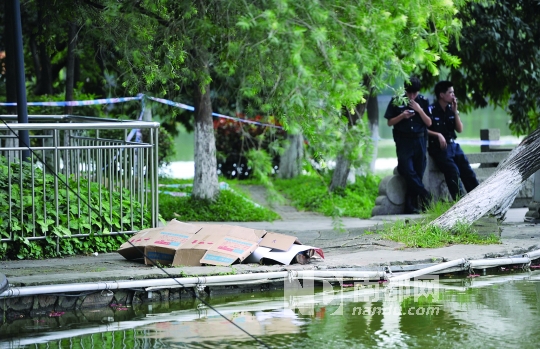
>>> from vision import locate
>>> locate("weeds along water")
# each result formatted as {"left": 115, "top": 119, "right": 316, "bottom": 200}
{"left": 377, "top": 200, "right": 501, "bottom": 248}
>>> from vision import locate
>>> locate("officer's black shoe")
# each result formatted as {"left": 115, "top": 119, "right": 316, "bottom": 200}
{"left": 419, "top": 192, "right": 434, "bottom": 212}
{"left": 404, "top": 205, "right": 421, "bottom": 214}
{"left": 404, "top": 194, "right": 421, "bottom": 214}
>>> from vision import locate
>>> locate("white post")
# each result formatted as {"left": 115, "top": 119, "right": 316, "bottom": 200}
{"left": 525, "top": 170, "right": 540, "bottom": 223}
{"left": 534, "top": 170, "right": 540, "bottom": 201}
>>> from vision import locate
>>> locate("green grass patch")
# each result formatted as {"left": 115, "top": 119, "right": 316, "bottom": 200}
{"left": 379, "top": 201, "right": 501, "bottom": 248}
{"left": 158, "top": 178, "right": 280, "bottom": 222}
{"left": 272, "top": 174, "right": 380, "bottom": 219}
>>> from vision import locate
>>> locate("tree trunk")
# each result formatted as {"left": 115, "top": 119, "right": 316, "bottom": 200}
{"left": 367, "top": 94, "right": 379, "bottom": 173}
{"left": 278, "top": 132, "right": 304, "bottom": 179}
{"left": 431, "top": 128, "right": 540, "bottom": 229}
{"left": 192, "top": 79, "right": 219, "bottom": 201}
{"left": 65, "top": 21, "right": 78, "bottom": 115}
{"left": 329, "top": 101, "right": 369, "bottom": 191}
{"left": 330, "top": 153, "right": 352, "bottom": 191}
{"left": 34, "top": 0, "right": 53, "bottom": 96}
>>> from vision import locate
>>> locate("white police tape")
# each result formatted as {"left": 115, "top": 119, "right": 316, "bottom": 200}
{"left": 145, "top": 96, "right": 194, "bottom": 111}
{"left": 0, "top": 94, "right": 282, "bottom": 129}
{"left": 0, "top": 96, "right": 142, "bottom": 107}
{"left": 145, "top": 96, "right": 282, "bottom": 128}
{"left": 378, "top": 138, "right": 522, "bottom": 146}
{"left": 456, "top": 139, "right": 522, "bottom": 146}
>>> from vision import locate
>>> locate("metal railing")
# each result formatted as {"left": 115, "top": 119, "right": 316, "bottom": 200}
{"left": 0, "top": 115, "right": 160, "bottom": 242}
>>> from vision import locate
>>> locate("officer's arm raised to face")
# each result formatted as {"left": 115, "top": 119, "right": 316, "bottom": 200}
{"left": 452, "top": 97, "right": 464, "bottom": 133}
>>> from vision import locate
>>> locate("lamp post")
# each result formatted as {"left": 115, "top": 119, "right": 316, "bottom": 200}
{"left": 7, "top": 0, "right": 31, "bottom": 160}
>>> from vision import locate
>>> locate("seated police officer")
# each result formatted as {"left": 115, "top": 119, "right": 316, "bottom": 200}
{"left": 384, "top": 77, "right": 433, "bottom": 213}
{"left": 428, "top": 81, "right": 479, "bottom": 201}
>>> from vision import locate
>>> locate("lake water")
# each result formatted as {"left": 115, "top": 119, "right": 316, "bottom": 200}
{"left": 3, "top": 271, "right": 540, "bottom": 348}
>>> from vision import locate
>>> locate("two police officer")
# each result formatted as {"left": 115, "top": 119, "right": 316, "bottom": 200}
{"left": 384, "top": 77, "right": 433, "bottom": 214}
{"left": 428, "top": 81, "right": 479, "bottom": 201}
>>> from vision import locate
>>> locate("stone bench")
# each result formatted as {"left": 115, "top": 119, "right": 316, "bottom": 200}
{"left": 371, "top": 144, "right": 533, "bottom": 216}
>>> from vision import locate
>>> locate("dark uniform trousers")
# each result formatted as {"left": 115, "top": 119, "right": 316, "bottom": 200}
{"left": 385, "top": 94, "right": 432, "bottom": 213}
{"left": 429, "top": 141, "right": 479, "bottom": 200}
{"left": 395, "top": 134, "right": 431, "bottom": 211}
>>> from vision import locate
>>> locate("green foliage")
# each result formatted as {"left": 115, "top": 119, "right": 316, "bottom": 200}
{"left": 379, "top": 201, "right": 501, "bottom": 248}
{"left": 422, "top": 199, "right": 459, "bottom": 221}
{"left": 272, "top": 174, "right": 380, "bottom": 219}
{"left": 238, "top": 0, "right": 462, "bottom": 132}
{"left": 158, "top": 179, "right": 280, "bottom": 222}
{"left": 380, "top": 219, "right": 500, "bottom": 248}
{"left": 0, "top": 156, "right": 152, "bottom": 260}
{"left": 420, "top": 0, "right": 540, "bottom": 136}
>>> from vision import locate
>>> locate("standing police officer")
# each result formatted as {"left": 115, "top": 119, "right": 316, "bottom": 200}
{"left": 384, "top": 77, "right": 433, "bottom": 213}
{"left": 428, "top": 80, "right": 479, "bottom": 201}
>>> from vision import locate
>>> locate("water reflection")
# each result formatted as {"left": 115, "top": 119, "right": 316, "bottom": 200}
{"left": 141, "top": 309, "right": 302, "bottom": 345}
{"left": 3, "top": 271, "right": 540, "bottom": 348}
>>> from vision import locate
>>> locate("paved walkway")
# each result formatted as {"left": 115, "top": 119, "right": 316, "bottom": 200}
{"left": 238, "top": 184, "right": 327, "bottom": 220}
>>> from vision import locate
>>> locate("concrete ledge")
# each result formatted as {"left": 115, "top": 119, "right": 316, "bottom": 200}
{"left": 467, "top": 152, "right": 510, "bottom": 164}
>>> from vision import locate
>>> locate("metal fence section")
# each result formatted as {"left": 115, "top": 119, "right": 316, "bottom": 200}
{"left": 0, "top": 115, "right": 160, "bottom": 243}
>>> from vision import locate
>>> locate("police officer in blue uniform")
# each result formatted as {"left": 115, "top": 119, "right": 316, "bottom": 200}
{"left": 384, "top": 77, "right": 433, "bottom": 213}
{"left": 428, "top": 80, "right": 479, "bottom": 201}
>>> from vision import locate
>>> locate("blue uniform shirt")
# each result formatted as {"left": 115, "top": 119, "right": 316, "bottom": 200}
{"left": 384, "top": 94, "right": 431, "bottom": 136}
{"left": 428, "top": 102, "right": 458, "bottom": 150}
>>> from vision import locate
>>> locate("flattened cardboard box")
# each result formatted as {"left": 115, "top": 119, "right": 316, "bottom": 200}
{"left": 118, "top": 222, "right": 319, "bottom": 267}
{"left": 173, "top": 225, "right": 260, "bottom": 266}
{"left": 117, "top": 220, "right": 202, "bottom": 264}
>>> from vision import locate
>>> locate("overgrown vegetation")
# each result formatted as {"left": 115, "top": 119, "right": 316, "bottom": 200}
{"left": 272, "top": 173, "right": 380, "bottom": 219}
{"left": 378, "top": 201, "right": 501, "bottom": 248}
{"left": 0, "top": 156, "right": 152, "bottom": 260}
{"left": 158, "top": 178, "right": 280, "bottom": 222}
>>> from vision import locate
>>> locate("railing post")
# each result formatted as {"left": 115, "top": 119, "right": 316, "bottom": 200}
{"left": 480, "top": 129, "right": 500, "bottom": 153}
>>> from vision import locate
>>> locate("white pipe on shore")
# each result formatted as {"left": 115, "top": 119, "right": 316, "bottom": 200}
{"left": 0, "top": 254, "right": 535, "bottom": 298}
{"left": 290, "top": 270, "right": 386, "bottom": 280}
{"left": 388, "top": 259, "right": 467, "bottom": 282}
{"left": 523, "top": 249, "right": 540, "bottom": 260}
{"left": 0, "top": 270, "right": 385, "bottom": 298}
{"left": 469, "top": 257, "right": 530, "bottom": 269}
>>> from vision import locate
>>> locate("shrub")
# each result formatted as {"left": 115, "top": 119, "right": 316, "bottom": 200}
{"left": 214, "top": 115, "right": 285, "bottom": 179}
{"left": 0, "top": 156, "right": 152, "bottom": 260}
{"left": 273, "top": 173, "right": 380, "bottom": 219}
{"left": 158, "top": 179, "right": 280, "bottom": 221}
